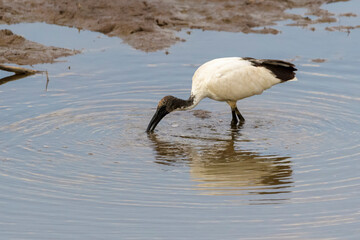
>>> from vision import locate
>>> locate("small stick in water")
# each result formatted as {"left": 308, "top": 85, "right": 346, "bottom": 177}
{"left": 45, "top": 71, "right": 50, "bottom": 91}
{"left": 0, "top": 64, "right": 41, "bottom": 75}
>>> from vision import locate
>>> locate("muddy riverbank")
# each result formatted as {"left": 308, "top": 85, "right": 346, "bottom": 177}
{"left": 0, "top": 0, "right": 357, "bottom": 65}
{"left": 0, "top": 29, "right": 79, "bottom": 65}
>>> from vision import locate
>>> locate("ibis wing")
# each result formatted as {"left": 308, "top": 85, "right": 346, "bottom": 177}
{"left": 243, "top": 58, "right": 297, "bottom": 82}
{"left": 191, "top": 57, "right": 297, "bottom": 102}
{"left": 204, "top": 58, "right": 282, "bottom": 101}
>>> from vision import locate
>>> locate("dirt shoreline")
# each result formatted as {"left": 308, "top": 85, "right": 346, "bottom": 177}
{"left": 0, "top": 29, "right": 80, "bottom": 65}
{"left": 0, "top": 0, "right": 358, "bottom": 65}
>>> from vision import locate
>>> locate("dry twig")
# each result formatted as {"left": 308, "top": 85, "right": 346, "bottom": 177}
{"left": 0, "top": 64, "right": 41, "bottom": 75}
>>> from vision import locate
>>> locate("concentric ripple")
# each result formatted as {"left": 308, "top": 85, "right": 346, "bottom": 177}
{"left": 1, "top": 20, "right": 360, "bottom": 239}
{"left": 1, "top": 61, "right": 360, "bottom": 239}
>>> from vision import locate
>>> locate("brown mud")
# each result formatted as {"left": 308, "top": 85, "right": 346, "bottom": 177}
{"left": 0, "top": 0, "right": 357, "bottom": 65}
{"left": 0, "top": 29, "right": 80, "bottom": 65}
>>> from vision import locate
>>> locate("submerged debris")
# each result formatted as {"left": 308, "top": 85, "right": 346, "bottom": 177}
{"left": 192, "top": 110, "right": 211, "bottom": 119}
{"left": 311, "top": 58, "right": 327, "bottom": 63}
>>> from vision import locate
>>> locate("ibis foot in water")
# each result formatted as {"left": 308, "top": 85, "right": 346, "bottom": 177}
{"left": 146, "top": 57, "right": 297, "bottom": 132}
{"left": 231, "top": 108, "right": 245, "bottom": 125}
{"left": 228, "top": 101, "right": 245, "bottom": 126}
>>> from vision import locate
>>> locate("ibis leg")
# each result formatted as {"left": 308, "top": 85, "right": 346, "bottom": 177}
{"left": 235, "top": 107, "right": 245, "bottom": 123}
{"left": 227, "top": 101, "right": 244, "bottom": 126}
{"left": 231, "top": 110, "right": 238, "bottom": 125}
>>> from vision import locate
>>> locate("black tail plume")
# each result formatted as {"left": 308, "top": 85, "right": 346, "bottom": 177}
{"left": 244, "top": 57, "right": 297, "bottom": 82}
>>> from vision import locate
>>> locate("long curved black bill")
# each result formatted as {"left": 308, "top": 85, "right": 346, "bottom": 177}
{"left": 146, "top": 107, "right": 169, "bottom": 133}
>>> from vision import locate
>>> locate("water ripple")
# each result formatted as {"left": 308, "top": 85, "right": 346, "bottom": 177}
{"left": 1, "top": 21, "right": 360, "bottom": 239}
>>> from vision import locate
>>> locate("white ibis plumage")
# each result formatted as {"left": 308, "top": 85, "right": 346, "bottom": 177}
{"left": 147, "top": 57, "right": 297, "bottom": 132}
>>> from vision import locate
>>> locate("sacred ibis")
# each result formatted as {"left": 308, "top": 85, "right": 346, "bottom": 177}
{"left": 147, "top": 57, "right": 297, "bottom": 132}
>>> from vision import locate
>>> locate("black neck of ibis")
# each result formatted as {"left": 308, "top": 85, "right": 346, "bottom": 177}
{"left": 171, "top": 95, "right": 195, "bottom": 111}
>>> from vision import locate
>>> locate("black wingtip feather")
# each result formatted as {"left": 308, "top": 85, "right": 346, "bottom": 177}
{"left": 244, "top": 57, "right": 297, "bottom": 82}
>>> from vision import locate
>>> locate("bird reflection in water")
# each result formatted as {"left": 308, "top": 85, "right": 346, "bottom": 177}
{"left": 148, "top": 130, "right": 293, "bottom": 199}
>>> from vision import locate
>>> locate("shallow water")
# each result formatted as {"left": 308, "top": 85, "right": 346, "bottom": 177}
{"left": 1, "top": 2, "right": 360, "bottom": 239}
